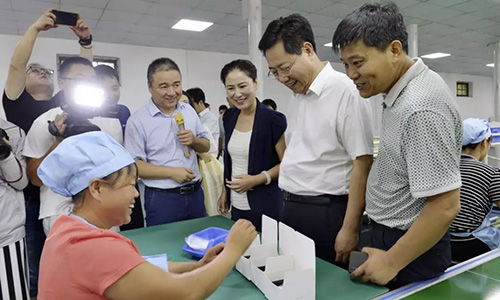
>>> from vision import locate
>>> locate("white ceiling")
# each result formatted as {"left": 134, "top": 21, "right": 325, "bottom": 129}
{"left": 1, "top": 0, "right": 499, "bottom": 76}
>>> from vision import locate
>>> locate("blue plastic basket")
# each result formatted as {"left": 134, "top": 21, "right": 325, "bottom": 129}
{"left": 182, "top": 227, "right": 229, "bottom": 258}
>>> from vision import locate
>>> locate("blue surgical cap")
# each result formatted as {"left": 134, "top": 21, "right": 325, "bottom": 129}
{"left": 38, "top": 131, "right": 135, "bottom": 197}
{"left": 462, "top": 118, "right": 492, "bottom": 146}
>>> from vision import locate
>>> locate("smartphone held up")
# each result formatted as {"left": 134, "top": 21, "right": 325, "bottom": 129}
{"left": 52, "top": 10, "right": 77, "bottom": 26}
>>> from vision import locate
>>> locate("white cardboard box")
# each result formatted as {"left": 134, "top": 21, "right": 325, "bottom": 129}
{"left": 237, "top": 215, "right": 316, "bottom": 300}
{"left": 235, "top": 215, "right": 278, "bottom": 280}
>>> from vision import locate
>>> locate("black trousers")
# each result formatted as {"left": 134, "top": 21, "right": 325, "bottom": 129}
{"left": 282, "top": 194, "right": 348, "bottom": 267}
{"left": 451, "top": 237, "right": 491, "bottom": 263}
{"left": 371, "top": 221, "right": 452, "bottom": 290}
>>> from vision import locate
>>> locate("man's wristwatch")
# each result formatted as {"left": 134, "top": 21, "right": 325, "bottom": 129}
{"left": 78, "top": 34, "right": 93, "bottom": 47}
{"left": 48, "top": 121, "right": 63, "bottom": 137}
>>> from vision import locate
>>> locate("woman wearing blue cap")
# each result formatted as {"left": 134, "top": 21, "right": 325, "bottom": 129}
{"left": 36, "top": 131, "right": 257, "bottom": 299}
{"left": 449, "top": 118, "right": 500, "bottom": 262}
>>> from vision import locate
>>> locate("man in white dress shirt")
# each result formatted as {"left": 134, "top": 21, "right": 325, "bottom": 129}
{"left": 24, "top": 57, "right": 123, "bottom": 235}
{"left": 186, "top": 87, "right": 220, "bottom": 154}
{"left": 258, "top": 14, "right": 374, "bottom": 266}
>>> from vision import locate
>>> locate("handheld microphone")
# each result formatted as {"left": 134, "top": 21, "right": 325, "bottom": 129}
{"left": 175, "top": 113, "right": 191, "bottom": 158}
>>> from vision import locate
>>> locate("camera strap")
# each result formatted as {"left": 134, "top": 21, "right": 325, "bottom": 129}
{"left": 0, "top": 155, "right": 24, "bottom": 184}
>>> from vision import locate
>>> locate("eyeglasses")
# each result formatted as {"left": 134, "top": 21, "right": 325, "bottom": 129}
{"left": 27, "top": 66, "right": 54, "bottom": 76}
{"left": 267, "top": 55, "right": 299, "bottom": 79}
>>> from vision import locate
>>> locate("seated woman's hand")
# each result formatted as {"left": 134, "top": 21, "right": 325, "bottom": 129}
{"left": 200, "top": 243, "right": 225, "bottom": 266}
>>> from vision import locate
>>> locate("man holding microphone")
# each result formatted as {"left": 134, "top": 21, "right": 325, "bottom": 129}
{"left": 125, "top": 58, "right": 210, "bottom": 227}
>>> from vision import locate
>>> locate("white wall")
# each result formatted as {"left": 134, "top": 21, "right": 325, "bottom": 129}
{"left": 439, "top": 72, "right": 494, "bottom": 121}
{"left": 0, "top": 33, "right": 494, "bottom": 127}
{"left": 0, "top": 33, "right": 291, "bottom": 119}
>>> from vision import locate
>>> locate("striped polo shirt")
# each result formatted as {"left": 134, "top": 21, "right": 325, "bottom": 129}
{"left": 366, "top": 58, "right": 462, "bottom": 230}
{"left": 450, "top": 155, "right": 500, "bottom": 234}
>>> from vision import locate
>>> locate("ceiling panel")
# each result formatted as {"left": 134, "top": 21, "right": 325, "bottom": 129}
{"left": 106, "top": 0, "right": 153, "bottom": 14}
{"left": 204, "top": 24, "right": 242, "bottom": 35}
{"left": 187, "top": 9, "right": 227, "bottom": 23}
{"left": 12, "top": 0, "right": 54, "bottom": 14}
{"left": 425, "top": 0, "right": 469, "bottom": 8}
{"left": 0, "top": 9, "right": 17, "bottom": 21}
{"left": 417, "top": 23, "right": 463, "bottom": 36}
{"left": 100, "top": 10, "right": 143, "bottom": 24}
{"left": 264, "top": 7, "right": 302, "bottom": 20}
{"left": 140, "top": 15, "right": 178, "bottom": 27}
{"left": 475, "top": 24, "right": 500, "bottom": 36}
{"left": 95, "top": 20, "right": 137, "bottom": 32}
{"left": 60, "top": 0, "right": 108, "bottom": 9}
{"left": 131, "top": 24, "right": 169, "bottom": 36}
{"left": 197, "top": 0, "right": 242, "bottom": 14}
{"left": 305, "top": 13, "right": 338, "bottom": 28}
{"left": 146, "top": 3, "right": 191, "bottom": 18}
{"left": 0, "top": 0, "right": 10, "bottom": 10}
{"left": 285, "top": 0, "right": 333, "bottom": 13}
{"left": 0, "top": 0, "right": 497, "bottom": 77}
{"left": 262, "top": 0, "right": 295, "bottom": 8}
{"left": 449, "top": 0, "right": 499, "bottom": 13}
{"left": 215, "top": 14, "right": 246, "bottom": 26}
{"left": 59, "top": 5, "right": 104, "bottom": 20}
{"left": 316, "top": 3, "right": 359, "bottom": 18}
{"left": 0, "top": 19, "right": 17, "bottom": 29}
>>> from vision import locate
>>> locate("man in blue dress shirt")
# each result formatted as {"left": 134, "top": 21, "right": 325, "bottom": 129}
{"left": 125, "top": 58, "right": 210, "bottom": 226}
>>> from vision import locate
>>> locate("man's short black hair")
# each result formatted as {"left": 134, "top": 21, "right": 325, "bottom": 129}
{"left": 60, "top": 57, "right": 93, "bottom": 77}
{"left": 258, "top": 13, "right": 316, "bottom": 55}
{"left": 262, "top": 99, "right": 277, "bottom": 110}
{"left": 147, "top": 57, "right": 180, "bottom": 86}
{"left": 182, "top": 90, "right": 194, "bottom": 107}
{"left": 332, "top": 3, "right": 408, "bottom": 54}
{"left": 95, "top": 64, "right": 120, "bottom": 82}
{"left": 185, "top": 87, "right": 205, "bottom": 105}
{"left": 219, "top": 105, "right": 228, "bottom": 111}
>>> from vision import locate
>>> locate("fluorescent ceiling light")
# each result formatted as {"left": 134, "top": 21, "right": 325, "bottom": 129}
{"left": 421, "top": 52, "right": 451, "bottom": 59}
{"left": 487, "top": 63, "right": 495, "bottom": 67}
{"left": 324, "top": 42, "right": 332, "bottom": 47}
{"left": 172, "top": 19, "right": 213, "bottom": 32}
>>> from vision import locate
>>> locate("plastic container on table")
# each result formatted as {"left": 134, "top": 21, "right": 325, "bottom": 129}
{"left": 182, "top": 227, "right": 229, "bottom": 258}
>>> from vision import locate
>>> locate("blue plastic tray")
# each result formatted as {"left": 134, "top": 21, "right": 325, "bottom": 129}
{"left": 182, "top": 227, "right": 229, "bottom": 258}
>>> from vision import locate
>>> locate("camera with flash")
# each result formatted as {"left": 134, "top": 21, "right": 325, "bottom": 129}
{"left": 48, "top": 83, "right": 121, "bottom": 138}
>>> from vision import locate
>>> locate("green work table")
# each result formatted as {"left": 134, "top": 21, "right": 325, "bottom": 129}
{"left": 374, "top": 249, "right": 500, "bottom": 299}
{"left": 122, "top": 216, "right": 388, "bottom": 299}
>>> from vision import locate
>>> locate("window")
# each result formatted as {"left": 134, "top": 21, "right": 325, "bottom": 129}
{"left": 56, "top": 54, "right": 121, "bottom": 84}
{"left": 457, "top": 82, "right": 472, "bottom": 97}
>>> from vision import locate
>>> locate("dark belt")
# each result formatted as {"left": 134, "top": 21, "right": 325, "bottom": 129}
{"left": 149, "top": 181, "right": 201, "bottom": 195}
{"left": 283, "top": 191, "right": 334, "bottom": 206}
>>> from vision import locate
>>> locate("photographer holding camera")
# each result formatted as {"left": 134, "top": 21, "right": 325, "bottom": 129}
{"left": 23, "top": 57, "right": 123, "bottom": 235}
{"left": 0, "top": 119, "right": 29, "bottom": 298}
{"left": 3, "top": 9, "right": 93, "bottom": 297}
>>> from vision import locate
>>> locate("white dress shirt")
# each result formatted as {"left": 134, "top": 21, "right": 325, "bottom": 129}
{"left": 23, "top": 107, "right": 123, "bottom": 219}
{"left": 199, "top": 108, "right": 220, "bottom": 152}
{"left": 279, "top": 62, "right": 373, "bottom": 196}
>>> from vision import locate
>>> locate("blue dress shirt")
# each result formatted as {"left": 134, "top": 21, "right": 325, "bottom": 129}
{"left": 125, "top": 100, "right": 208, "bottom": 189}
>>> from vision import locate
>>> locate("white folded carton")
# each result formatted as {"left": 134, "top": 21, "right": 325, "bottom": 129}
{"left": 235, "top": 215, "right": 278, "bottom": 280}
{"left": 238, "top": 215, "right": 315, "bottom": 300}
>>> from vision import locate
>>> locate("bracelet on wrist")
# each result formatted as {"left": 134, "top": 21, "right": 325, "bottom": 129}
{"left": 78, "top": 34, "right": 93, "bottom": 47}
{"left": 261, "top": 170, "right": 271, "bottom": 185}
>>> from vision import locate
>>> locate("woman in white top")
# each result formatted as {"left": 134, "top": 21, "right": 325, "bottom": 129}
{"left": 217, "top": 59, "right": 287, "bottom": 231}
